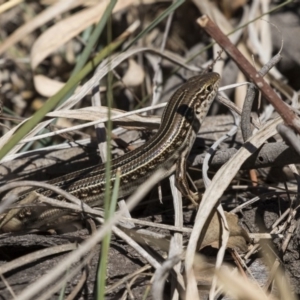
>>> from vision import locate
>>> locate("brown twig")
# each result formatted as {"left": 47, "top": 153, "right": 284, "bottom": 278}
{"left": 197, "top": 15, "right": 300, "bottom": 134}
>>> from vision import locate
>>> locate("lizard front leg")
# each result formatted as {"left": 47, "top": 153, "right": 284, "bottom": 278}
{"left": 0, "top": 191, "right": 44, "bottom": 232}
{"left": 175, "top": 156, "right": 199, "bottom": 205}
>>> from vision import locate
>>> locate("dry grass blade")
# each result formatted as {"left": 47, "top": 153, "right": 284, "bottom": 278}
{"left": 216, "top": 266, "right": 270, "bottom": 300}
{"left": 47, "top": 106, "right": 160, "bottom": 128}
{"left": 152, "top": 255, "right": 182, "bottom": 300}
{"left": 20, "top": 103, "right": 164, "bottom": 145}
{"left": 0, "top": 0, "right": 22, "bottom": 14}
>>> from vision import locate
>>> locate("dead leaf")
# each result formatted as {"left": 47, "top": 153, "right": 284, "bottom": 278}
{"left": 33, "top": 75, "right": 85, "bottom": 97}
{"left": 199, "top": 211, "right": 250, "bottom": 252}
{"left": 122, "top": 59, "right": 145, "bottom": 87}
{"left": 34, "top": 75, "right": 66, "bottom": 97}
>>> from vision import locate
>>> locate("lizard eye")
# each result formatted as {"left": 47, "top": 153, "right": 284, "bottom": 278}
{"left": 206, "top": 84, "right": 213, "bottom": 93}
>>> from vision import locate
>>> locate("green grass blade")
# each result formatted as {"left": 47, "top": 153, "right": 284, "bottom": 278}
{"left": 96, "top": 13, "right": 114, "bottom": 299}
{"left": 97, "top": 169, "right": 121, "bottom": 300}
